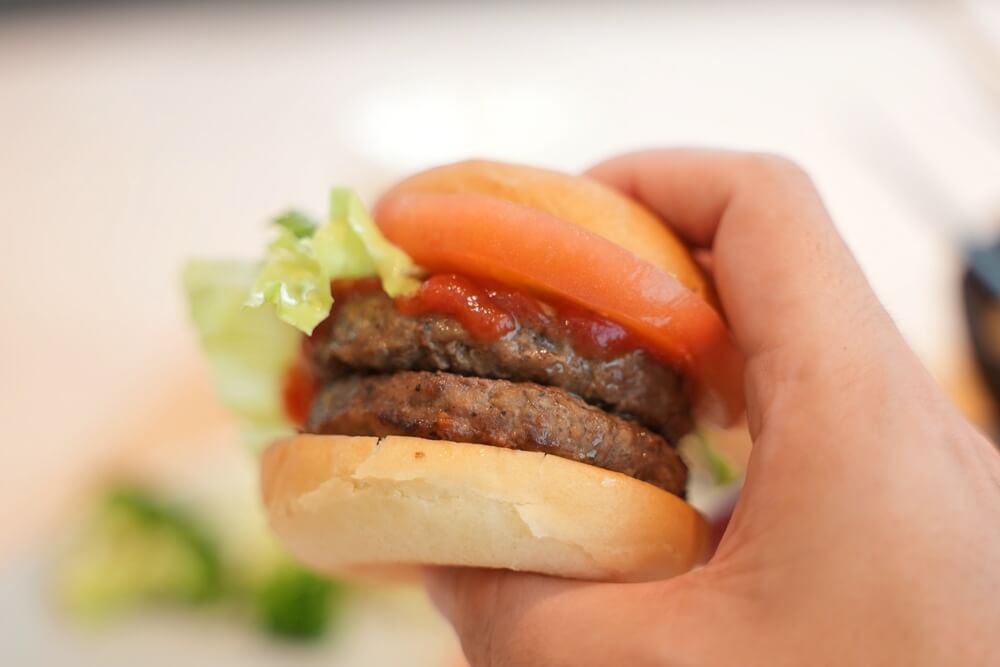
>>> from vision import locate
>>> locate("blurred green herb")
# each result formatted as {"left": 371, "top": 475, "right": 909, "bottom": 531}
{"left": 57, "top": 487, "right": 223, "bottom": 618}
{"left": 256, "top": 562, "right": 345, "bottom": 640}
{"left": 57, "top": 485, "right": 347, "bottom": 643}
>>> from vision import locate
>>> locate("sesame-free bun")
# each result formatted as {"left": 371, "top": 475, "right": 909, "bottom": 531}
{"left": 262, "top": 434, "right": 707, "bottom": 583}
{"left": 381, "top": 159, "right": 711, "bottom": 301}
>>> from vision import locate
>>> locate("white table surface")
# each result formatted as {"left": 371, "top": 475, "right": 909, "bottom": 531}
{"left": 1, "top": 2, "right": 999, "bottom": 665}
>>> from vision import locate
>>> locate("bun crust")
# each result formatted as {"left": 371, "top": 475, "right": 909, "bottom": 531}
{"left": 262, "top": 434, "right": 707, "bottom": 583}
{"left": 381, "top": 159, "right": 711, "bottom": 301}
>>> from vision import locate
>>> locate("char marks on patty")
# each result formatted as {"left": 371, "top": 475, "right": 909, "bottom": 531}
{"left": 307, "top": 371, "right": 688, "bottom": 496}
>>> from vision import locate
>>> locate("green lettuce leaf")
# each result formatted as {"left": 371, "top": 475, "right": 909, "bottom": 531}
{"left": 273, "top": 210, "right": 318, "bottom": 239}
{"left": 328, "top": 188, "right": 421, "bottom": 297}
{"left": 247, "top": 189, "right": 421, "bottom": 333}
{"left": 183, "top": 259, "right": 299, "bottom": 449}
{"left": 696, "top": 428, "right": 737, "bottom": 485}
{"left": 243, "top": 230, "right": 334, "bottom": 335}
{"left": 184, "top": 189, "right": 421, "bottom": 446}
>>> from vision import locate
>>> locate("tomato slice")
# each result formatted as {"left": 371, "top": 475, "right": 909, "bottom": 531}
{"left": 375, "top": 191, "right": 745, "bottom": 425}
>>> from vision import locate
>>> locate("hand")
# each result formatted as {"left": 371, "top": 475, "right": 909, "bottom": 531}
{"left": 425, "top": 149, "right": 1000, "bottom": 666}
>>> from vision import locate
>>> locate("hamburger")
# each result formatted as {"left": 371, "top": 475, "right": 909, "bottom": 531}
{"left": 184, "top": 160, "right": 744, "bottom": 583}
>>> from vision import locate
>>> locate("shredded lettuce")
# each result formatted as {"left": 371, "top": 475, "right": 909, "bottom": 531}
{"left": 246, "top": 189, "right": 421, "bottom": 334}
{"left": 183, "top": 189, "right": 421, "bottom": 447}
{"left": 696, "top": 428, "right": 738, "bottom": 485}
{"left": 678, "top": 426, "right": 740, "bottom": 487}
{"left": 273, "top": 210, "right": 318, "bottom": 239}
{"left": 183, "top": 260, "right": 299, "bottom": 449}
{"left": 328, "top": 188, "right": 420, "bottom": 297}
{"left": 243, "top": 230, "right": 334, "bottom": 335}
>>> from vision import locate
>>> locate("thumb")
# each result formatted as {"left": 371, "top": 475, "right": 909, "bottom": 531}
{"left": 424, "top": 567, "right": 718, "bottom": 667}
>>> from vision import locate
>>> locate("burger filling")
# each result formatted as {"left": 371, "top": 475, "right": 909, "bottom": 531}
{"left": 298, "top": 275, "right": 692, "bottom": 497}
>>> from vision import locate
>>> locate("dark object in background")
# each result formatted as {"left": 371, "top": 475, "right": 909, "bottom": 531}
{"left": 854, "top": 109, "right": 1000, "bottom": 435}
{"left": 962, "top": 241, "right": 1000, "bottom": 430}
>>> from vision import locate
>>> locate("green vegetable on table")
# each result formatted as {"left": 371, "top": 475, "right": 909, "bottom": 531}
{"left": 57, "top": 487, "right": 223, "bottom": 619}
{"left": 56, "top": 486, "right": 347, "bottom": 642}
{"left": 255, "top": 561, "right": 345, "bottom": 640}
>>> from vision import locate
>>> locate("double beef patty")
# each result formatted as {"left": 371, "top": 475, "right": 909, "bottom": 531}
{"left": 305, "top": 289, "right": 691, "bottom": 496}
{"left": 309, "top": 292, "right": 692, "bottom": 442}
{"left": 308, "top": 372, "right": 688, "bottom": 496}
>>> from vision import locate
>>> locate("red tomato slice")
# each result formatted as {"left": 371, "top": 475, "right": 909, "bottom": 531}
{"left": 375, "top": 191, "right": 745, "bottom": 425}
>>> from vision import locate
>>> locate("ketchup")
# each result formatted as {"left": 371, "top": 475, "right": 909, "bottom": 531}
{"left": 282, "top": 354, "right": 314, "bottom": 427}
{"left": 396, "top": 274, "right": 517, "bottom": 339}
{"left": 281, "top": 273, "right": 647, "bottom": 423}
{"left": 558, "top": 305, "right": 637, "bottom": 358}
{"left": 397, "top": 274, "right": 642, "bottom": 358}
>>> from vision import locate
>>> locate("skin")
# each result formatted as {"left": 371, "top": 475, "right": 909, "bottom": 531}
{"left": 424, "top": 150, "right": 1000, "bottom": 667}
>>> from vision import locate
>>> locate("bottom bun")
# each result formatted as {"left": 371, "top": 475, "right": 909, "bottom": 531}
{"left": 261, "top": 434, "right": 707, "bottom": 583}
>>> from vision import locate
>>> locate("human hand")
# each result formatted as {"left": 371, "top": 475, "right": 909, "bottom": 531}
{"left": 426, "top": 149, "right": 1000, "bottom": 666}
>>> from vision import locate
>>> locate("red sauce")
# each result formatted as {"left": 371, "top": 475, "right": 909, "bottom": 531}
{"left": 282, "top": 273, "right": 648, "bottom": 423}
{"left": 557, "top": 305, "right": 637, "bottom": 358}
{"left": 282, "top": 354, "right": 315, "bottom": 427}
{"left": 397, "top": 273, "right": 643, "bottom": 359}
{"left": 396, "top": 274, "right": 518, "bottom": 339}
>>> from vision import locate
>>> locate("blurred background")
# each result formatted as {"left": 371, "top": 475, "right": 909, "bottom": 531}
{"left": 2, "top": 1, "right": 999, "bottom": 665}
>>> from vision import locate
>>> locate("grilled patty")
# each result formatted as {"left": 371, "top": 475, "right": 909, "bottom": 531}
{"left": 306, "top": 371, "right": 688, "bottom": 496}
{"left": 307, "top": 291, "right": 691, "bottom": 443}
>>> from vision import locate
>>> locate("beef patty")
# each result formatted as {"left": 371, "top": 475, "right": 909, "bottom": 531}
{"left": 307, "top": 291, "right": 691, "bottom": 443}
{"left": 307, "top": 371, "right": 688, "bottom": 496}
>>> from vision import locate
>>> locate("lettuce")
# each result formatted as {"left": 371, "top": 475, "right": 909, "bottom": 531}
{"left": 243, "top": 230, "right": 334, "bottom": 336}
{"left": 247, "top": 189, "right": 421, "bottom": 334}
{"left": 327, "top": 188, "right": 420, "bottom": 297}
{"left": 183, "top": 260, "right": 299, "bottom": 449}
{"left": 273, "top": 210, "right": 318, "bottom": 239}
{"left": 184, "top": 189, "right": 421, "bottom": 448}
{"left": 695, "top": 428, "right": 738, "bottom": 485}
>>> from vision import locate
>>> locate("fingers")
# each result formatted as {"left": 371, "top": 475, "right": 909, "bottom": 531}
{"left": 588, "top": 150, "right": 924, "bottom": 432}
{"left": 588, "top": 150, "right": 873, "bottom": 353}
{"left": 425, "top": 568, "right": 699, "bottom": 667}
{"left": 587, "top": 149, "right": 952, "bottom": 568}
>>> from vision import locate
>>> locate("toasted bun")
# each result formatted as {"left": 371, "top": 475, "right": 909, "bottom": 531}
{"left": 382, "top": 159, "right": 711, "bottom": 301}
{"left": 262, "top": 434, "right": 707, "bottom": 583}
